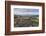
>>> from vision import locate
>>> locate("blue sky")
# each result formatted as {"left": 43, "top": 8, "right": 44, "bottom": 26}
{"left": 14, "top": 8, "right": 39, "bottom": 15}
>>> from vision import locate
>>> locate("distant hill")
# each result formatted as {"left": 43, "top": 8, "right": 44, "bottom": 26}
{"left": 14, "top": 15, "right": 38, "bottom": 17}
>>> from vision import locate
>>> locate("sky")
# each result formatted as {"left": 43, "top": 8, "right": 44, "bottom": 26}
{"left": 14, "top": 8, "right": 39, "bottom": 16}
